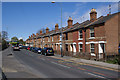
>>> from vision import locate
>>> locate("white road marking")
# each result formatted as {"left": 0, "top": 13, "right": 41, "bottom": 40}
{"left": 84, "top": 72, "right": 105, "bottom": 78}
{"left": 51, "top": 62, "right": 71, "bottom": 68}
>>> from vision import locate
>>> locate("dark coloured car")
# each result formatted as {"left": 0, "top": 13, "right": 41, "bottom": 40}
{"left": 32, "top": 47, "right": 38, "bottom": 53}
{"left": 31, "top": 47, "right": 35, "bottom": 52}
{"left": 37, "top": 48, "right": 42, "bottom": 54}
{"left": 22, "top": 46, "right": 28, "bottom": 49}
{"left": 30, "top": 47, "right": 34, "bottom": 51}
{"left": 41, "top": 47, "right": 54, "bottom": 56}
{"left": 13, "top": 45, "right": 20, "bottom": 51}
{"left": 19, "top": 44, "right": 22, "bottom": 49}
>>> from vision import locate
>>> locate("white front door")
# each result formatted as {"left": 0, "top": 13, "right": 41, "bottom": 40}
{"left": 99, "top": 43, "right": 105, "bottom": 59}
{"left": 73, "top": 44, "right": 76, "bottom": 52}
{"left": 70, "top": 44, "right": 73, "bottom": 52}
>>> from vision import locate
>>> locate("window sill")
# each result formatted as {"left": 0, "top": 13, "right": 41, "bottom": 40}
{"left": 78, "top": 38, "right": 83, "bottom": 40}
{"left": 89, "top": 37, "right": 95, "bottom": 39}
{"left": 90, "top": 53, "right": 96, "bottom": 56}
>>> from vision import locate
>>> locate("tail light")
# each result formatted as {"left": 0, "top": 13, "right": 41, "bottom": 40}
{"left": 47, "top": 50, "right": 48, "bottom": 52}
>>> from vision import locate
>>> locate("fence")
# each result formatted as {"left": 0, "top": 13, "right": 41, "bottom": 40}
{"left": 54, "top": 50, "right": 120, "bottom": 63}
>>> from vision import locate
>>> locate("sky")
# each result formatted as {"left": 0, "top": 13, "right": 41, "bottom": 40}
{"left": 2, "top": 2, "right": 119, "bottom": 41}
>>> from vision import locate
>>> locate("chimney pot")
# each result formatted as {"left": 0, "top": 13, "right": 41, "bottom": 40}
{"left": 90, "top": 8, "right": 97, "bottom": 22}
{"left": 46, "top": 27, "right": 49, "bottom": 33}
{"left": 55, "top": 23, "right": 59, "bottom": 31}
{"left": 67, "top": 16, "right": 73, "bottom": 28}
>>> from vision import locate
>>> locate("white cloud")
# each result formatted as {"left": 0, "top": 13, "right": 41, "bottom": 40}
{"left": 63, "top": 2, "right": 118, "bottom": 25}
{"left": 19, "top": 37, "right": 23, "bottom": 40}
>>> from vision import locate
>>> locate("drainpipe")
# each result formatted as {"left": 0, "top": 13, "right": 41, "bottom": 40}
{"left": 85, "top": 29, "right": 86, "bottom": 53}
{"left": 83, "top": 28, "right": 86, "bottom": 53}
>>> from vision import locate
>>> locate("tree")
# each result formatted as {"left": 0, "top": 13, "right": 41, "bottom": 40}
{"left": 1, "top": 31, "right": 9, "bottom": 50}
{"left": 2, "top": 31, "right": 8, "bottom": 40}
{"left": 2, "top": 38, "right": 7, "bottom": 50}
{"left": 19, "top": 39, "right": 24, "bottom": 44}
{"left": 11, "top": 37, "right": 18, "bottom": 42}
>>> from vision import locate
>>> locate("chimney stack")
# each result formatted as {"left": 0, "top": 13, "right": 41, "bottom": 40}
{"left": 46, "top": 27, "right": 49, "bottom": 33}
{"left": 36, "top": 33, "right": 39, "bottom": 36}
{"left": 67, "top": 16, "right": 73, "bottom": 28}
{"left": 29, "top": 36, "right": 30, "bottom": 38}
{"left": 33, "top": 34, "right": 35, "bottom": 37}
{"left": 31, "top": 35, "right": 32, "bottom": 38}
{"left": 55, "top": 23, "right": 59, "bottom": 31}
{"left": 40, "top": 30, "right": 42, "bottom": 35}
{"left": 90, "top": 8, "right": 97, "bottom": 22}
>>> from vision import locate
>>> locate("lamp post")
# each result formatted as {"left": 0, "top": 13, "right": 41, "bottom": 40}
{"left": 52, "top": 1, "right": 63, "bottom": 57}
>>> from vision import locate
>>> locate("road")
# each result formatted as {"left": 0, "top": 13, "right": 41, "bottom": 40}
{"left": 2, "top": 47, "right": 119, "bottom": 79}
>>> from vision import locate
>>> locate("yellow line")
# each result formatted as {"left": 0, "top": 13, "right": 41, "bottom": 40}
{"left": 50, "top": 56, "right": 119, "bottom": 72}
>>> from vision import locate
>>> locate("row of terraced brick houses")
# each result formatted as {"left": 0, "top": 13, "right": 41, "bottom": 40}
{"left": 26, "top": 8, "right": 120, "bottom": 59}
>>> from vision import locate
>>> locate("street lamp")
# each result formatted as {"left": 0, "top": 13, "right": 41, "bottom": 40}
{"left": 51, "top": 1, "right": 63, "bottom": 57}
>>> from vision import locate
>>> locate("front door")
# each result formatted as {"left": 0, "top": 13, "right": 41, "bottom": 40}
{"left": 99, "top": 43, "right": 105, "bottom": 59}
{"left": 70, "top": 44, "right": 73, "bottom": 52}
{"left": 73, "top": 44, "right": 76, "bottom": 52}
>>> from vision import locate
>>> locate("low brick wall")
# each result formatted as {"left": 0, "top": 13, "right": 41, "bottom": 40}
{"left": 54, "top": 50, "right": 120, "bottom": 62}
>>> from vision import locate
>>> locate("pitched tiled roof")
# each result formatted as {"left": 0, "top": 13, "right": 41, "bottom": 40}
{"left": 27, "top": 12, "right": 119, "bottom": 40}
{"left": 85, "top": 12, "right": 119, "bottom": 28}
{"left": 63, "top": 20, "right": 91, "bottom": 33}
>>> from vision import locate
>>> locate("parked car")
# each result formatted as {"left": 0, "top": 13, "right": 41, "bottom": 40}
{"left": 30, "top": 47, "right": 34, "bottom": 51}
{"left": 31, "top": 47, "right": 35, "bottom": 52}
{"left": 27, "top": 46, "right": 30, "bottom": 50}
{"left": 38, "top": 48, "right": 42, "bottom": 54}
{"left": 41, "top": 47, "right": 54, "bottom": 56}
{"left": 32, "top": 47, "right": 39, "bottom": 53}
{"left": 22, "top": 46, "right": 28, "bottom": 49}
{"left": 19, "top": 44, "right": 22, "bottom": 49}
{"left": 13, "top": 45, "right": 20, "bottom": 51}
{"left": 25, "top": 46, "right": 29, "bottom": 50}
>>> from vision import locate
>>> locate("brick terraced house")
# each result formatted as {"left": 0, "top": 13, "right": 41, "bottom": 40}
{"left": 26, "top": 8, "right": 120, "bottom": 59}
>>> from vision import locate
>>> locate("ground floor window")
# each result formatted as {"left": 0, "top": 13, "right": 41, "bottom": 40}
{"left": 90, "top": 43, "right": 95, "bottom": 53}
{"left": 65, "top": 44, "right": 68, "bottom": 51}
{"left": 79, "top": 44, "right": 83, "bottom": 52}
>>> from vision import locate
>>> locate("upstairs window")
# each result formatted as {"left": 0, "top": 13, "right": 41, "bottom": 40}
{"left": 90, "top": 28, "right": 95, "bottom": 38}
{"left": 66, "top": 33, "right": 68, "bottom": 40}
{"left": 79, "top": 30, "right": 83, "bottom": 39}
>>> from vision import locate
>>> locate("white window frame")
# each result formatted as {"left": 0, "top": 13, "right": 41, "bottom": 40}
{"left": 43, "top": 38, "right": 44, "bottom": 42}
{"left": 79, "top": 44, "right": 83, "bottom": 52}
{"left": 52, "top": 36, "right": 53, "bottom": 42}
{"left": 59, "top": 34, "right": 62, "bottom": 41}
{"left": 78, "top": 30, "right": 83, "bottom": 40}
{"left": 90, "top": 43, "right": 95, "bottom": 53}
{"left": 48, "top": 37, "right": 50, "bottom": 42}
{"left": 89, "top": 28, "right": 95, "bottom": 39}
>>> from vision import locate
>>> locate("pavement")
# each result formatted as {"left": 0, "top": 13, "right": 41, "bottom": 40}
{"left": 2, "top": 47, "right": 120, "bottom": 79}
{"left": 51, "top": 54, "right": 120, "bottom": 70}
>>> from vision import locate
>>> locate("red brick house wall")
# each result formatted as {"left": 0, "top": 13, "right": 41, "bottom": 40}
{"left": 105, "top": 14, "right": 119, "bottom": 54}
